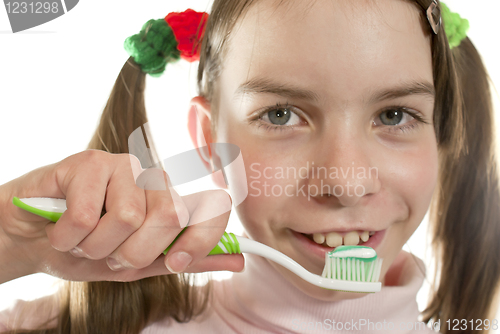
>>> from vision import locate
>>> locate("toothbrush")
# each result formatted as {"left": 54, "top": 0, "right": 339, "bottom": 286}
{"left": 12, "top": 197, "right": 383, "bottom": 293}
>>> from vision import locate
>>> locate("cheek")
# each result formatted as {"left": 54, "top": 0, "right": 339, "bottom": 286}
{"left": 241, "top": 156, "right": 295, "bottom": 229}
{"left": 386, "top": 138, "right": 439, "bottom": 226}
{"left": 226, "top": 134, "right": 302, "bottom": 238}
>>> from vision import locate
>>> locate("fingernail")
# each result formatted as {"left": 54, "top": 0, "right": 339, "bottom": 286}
{"left": 238, "top": 266, "right": 246, "bottom": 273}
{"left": 107, "top": 257, "right": 124, "bottom": 271}
{"left": 166, "top": 251, "right": 192, "bottom": 273}
{"left": 70, "top": 246, "right": 86, "bottom": 258}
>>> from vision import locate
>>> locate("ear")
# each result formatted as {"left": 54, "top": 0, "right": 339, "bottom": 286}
{"left": 187, "top": 96, "right": 227, "bottom": 189}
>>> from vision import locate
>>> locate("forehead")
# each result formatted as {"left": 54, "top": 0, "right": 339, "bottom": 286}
{"left": 220, "top": 0, "right": 433, "bottom": 106}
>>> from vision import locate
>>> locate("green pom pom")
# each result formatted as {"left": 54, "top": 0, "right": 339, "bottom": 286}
{"left": 124, "top": 19, "right": 181, "bottom": 76}
{"left": 440, "top": 2, "right": 469, "bottom": 49}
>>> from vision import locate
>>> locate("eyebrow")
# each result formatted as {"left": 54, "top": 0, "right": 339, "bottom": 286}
{"left": 234, "top": 77, "right": 435, "bottom": 104}
{"left": 234, "top": 77, "right": 321, "bottom": 102}
{"left": 367, "top": 80, "right": 435, "bottom": 104}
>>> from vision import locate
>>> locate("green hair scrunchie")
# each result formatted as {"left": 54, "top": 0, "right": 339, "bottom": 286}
{"left": 124, "top": 19, "right": 181, "bottom": 77}
{"left": 440, "top": 2, "right": 469, "bottom": 49}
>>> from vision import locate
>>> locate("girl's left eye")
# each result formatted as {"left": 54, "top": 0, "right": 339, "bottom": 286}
{"left": 373, "top": 106, "right": 429, "bottom": 134}
{"left": 250, "top": 102, "right": 305, "bottom": 132}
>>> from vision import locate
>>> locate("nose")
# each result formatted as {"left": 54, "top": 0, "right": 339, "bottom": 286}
{"left": 306, "top": 133, "right": 381, "bottom": 207}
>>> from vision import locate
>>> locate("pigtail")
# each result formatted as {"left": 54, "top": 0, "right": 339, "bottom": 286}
{"left": 87, "top": 57, "right": 161, "bottom": 160}
{"left": 422, "top": 35, "right": 500, "bottom": 332}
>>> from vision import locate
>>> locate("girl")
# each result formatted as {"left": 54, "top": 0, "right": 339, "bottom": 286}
{"left": 1, "top": 0, "right": 499, "bottom": 333}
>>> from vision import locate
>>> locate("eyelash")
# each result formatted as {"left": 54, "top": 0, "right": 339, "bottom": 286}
{"left": 248, "top": 102, "right": 304, "bottom": 133}
{"left": 377, "top": 103, "right": 430, "bottom": 135}
{"left": 249, "top": 102, "right": 430, "bottom": 134}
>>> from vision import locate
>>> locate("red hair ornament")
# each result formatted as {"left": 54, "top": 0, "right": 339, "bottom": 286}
{"left": 124, "top": 9, "right": 209, "bottom": 76}
{"left": 165, "top": 9, "right": 209, "bottom": 62}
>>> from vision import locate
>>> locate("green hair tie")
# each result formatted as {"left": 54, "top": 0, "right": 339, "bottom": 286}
{"left": 123, "top": 19, "right": 181, "bottom": 77}
{"left": 440, "top": 2, "right": 469, "bottom": 49}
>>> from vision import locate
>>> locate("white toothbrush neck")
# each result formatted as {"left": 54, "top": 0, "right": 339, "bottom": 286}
{"left": 20, "top": 197, "right": 67, "bottom": 213}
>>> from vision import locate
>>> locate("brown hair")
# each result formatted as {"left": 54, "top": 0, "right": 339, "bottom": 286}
{"left": 3, "top": 0, "right": 499, "bottom": 333}
{"left": 423, "top": 37, "right": 500, "bottom": 328}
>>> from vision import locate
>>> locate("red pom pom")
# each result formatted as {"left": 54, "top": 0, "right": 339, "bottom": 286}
{"left": 164, "top": 9, "right": 209, "bottom": 62}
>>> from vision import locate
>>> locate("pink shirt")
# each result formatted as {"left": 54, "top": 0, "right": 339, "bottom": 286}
{"left": 0, "top": 251, "right": 436, "bottom": 333}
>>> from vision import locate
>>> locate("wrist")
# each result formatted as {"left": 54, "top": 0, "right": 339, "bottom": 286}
{"left": 0, "top": 182, "right": 37, "bottom": 284}
{"left": 0, "top": 233, "right": 36, "bottom": 284}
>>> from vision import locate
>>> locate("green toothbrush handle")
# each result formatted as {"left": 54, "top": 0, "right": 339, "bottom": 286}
{"left": 13, "top": 196, "right": 64, "bottom": 223}
{"left": 12, "top": 197, "right": 241, "bottom": 257}
{"left": 162, "top": 228, "right": 241, "bottom": 256}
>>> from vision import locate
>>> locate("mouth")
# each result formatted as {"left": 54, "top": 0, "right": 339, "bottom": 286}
{"left": 302, "top": 230, "right": 375, "bottom": 247}
{"left": 290, "top": 229, "right": 386, "bottom": 261}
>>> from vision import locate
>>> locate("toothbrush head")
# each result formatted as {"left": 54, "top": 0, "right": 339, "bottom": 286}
{"left": 322, "top": 245, "right": 383, "bottom": 287}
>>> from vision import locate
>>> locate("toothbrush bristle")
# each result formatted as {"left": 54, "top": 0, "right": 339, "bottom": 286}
{"left": 322, "top": 252, "right": 383, "bottom": 283}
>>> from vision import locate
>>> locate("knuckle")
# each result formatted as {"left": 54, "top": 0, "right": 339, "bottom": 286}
{"left": 155, "top": 202, "right": 182, "bottom": 225}
{"left": 83, "top": 149, "right": 107, "bottom": 164}
{"left": 85, "top": 150, "right": 114, "bottom": 174}
{"left": 115, "top": 204, "right": 145, "bottom": 231}
{"left": 70, "top": 206, "right": 98, "bottom": 231}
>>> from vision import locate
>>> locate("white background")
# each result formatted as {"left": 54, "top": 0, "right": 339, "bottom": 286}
{"left": 0, "top": 0, "right": 499, "bottom": 322}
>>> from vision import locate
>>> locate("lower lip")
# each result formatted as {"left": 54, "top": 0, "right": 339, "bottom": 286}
{"left": 290, "top": 229, "right": 386, "bottom": 261}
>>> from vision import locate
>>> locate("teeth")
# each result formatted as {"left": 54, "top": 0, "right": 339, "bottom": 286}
{"left": 309, "top": 230, "right": 374, "bottom": 246}
{"left": 326, "top": 232, "right": 343, "bottom": 247}
{"left": 313, "top": 233, "right": 325, "bottom": 244}
{"left": 343, "top": 231, "right": 360, "bottom": 245}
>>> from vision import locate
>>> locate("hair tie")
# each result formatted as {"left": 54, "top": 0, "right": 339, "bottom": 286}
{"left": 440, "top": 2, "right": 469, "bottom": 49}
{"left": 427, "top": 1, "right": 469, "bottom": 49}
{"left": 124, "top": 9, "right": 209, "bottom": 77}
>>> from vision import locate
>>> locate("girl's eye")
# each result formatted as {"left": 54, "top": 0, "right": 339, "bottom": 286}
{"left": 374, "top": 106, "right": 429, "bottom": 134}
{"left": 250, "top": 102, "right": 305, "bottom": 132}
{"left": 263, "top": 107, "right": 301, "bottom": 126}
{"left": 380, "top": 109, "right": 406, "bottom": 125}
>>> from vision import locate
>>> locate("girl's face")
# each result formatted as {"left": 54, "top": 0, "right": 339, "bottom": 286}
{"left": 214, "top": 0, "right": 438, "bottom": 300}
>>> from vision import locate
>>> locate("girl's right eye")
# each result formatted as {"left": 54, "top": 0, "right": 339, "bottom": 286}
{"left": 249, "top": 102, "right": 307, "bottom": 133}
{"left": 262, "top": 107, "right": 302, "bottom": 126}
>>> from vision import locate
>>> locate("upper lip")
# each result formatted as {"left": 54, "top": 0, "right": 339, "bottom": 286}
{"left": 294, "top": 228, "right": 383, "bottom": 235}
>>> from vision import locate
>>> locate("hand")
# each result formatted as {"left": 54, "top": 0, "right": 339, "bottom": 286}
{"left": 0, "top": 149, "right": 244, "bottom": 284}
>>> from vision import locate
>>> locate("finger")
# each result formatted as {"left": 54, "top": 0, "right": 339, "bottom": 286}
{"left": 70, "top": 157, "right": 147, "bottom": 260}
{"left": 104, "top": 169, "right": 189, "bottom": 270}
{"left": 63, "top": 252, "right": 244, "bottom": 283}
{"left": 110, "top": 253, "right": 245, "bottom": 282}
{"left": 47, "top": 150, "right": 111, "bottom": 252}
{"left": 164, "top": 189, "right": 233, "bottom": 274}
